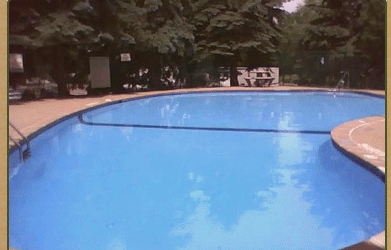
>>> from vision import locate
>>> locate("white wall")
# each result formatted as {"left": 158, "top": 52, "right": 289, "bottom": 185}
{"left": 89, "top": 57, "right": 111, "bottom": 89}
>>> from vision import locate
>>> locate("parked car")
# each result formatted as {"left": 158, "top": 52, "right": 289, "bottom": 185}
{"left": 9, "top": 87, "right": 22, "bottom": 101}
{"left": 9, "top": 77, "right": 59, "bottom": 101}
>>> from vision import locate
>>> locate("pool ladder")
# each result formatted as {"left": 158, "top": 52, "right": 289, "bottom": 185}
{"left": 335, "top": 71, "right": 349, "bottom": 91}
{"left": 9, "top": 123, "right": 31, "bottom": 161}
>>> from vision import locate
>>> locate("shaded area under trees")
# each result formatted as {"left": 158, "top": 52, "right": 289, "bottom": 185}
{"left": 8, "top": 0, "right": 385, "bottom": 96}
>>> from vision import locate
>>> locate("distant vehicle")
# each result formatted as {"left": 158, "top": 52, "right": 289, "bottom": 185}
{"left": 9, "top": 88, "right": 22, "bottom": 101}
{"left": 9, "top": 77, "right": 59, "bottom": 101}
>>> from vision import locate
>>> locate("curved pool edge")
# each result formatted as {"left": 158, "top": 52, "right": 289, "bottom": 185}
{"left": 331, "top": 116, "right": 385, "bottom": 250}
{"left": 8, "top": 86, "right": 385, "bottom": 151}
{"left": 8, "top": 86, "right": 386, "bottom": 249}
{"left": 331, "top": 116, "right": 385, "bottom": 177}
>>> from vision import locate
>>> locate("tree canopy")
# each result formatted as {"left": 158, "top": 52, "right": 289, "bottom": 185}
{"left": 278, "top": 0, "right": 385, "bottom": 89}
{"left": 8, "top": 0, "right": 385, "bottom": 90}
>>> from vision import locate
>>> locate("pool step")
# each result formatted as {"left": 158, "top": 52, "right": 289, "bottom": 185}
{"left": 22, "top": 147, "right": 31, "bottom": 160}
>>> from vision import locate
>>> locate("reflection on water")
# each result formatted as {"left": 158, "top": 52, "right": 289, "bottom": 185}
{"left": 171, "top": 169, "right": 335, "bottom": 250}
{"left": 106, "top": 237, "right": 126, "bottom": 250}
{"left": 168, "top": 133, "right": 384, "bottom": 250}
{"left": 10, "top": 126, "right": 384, "bottom": 249}
{"left": 160, "top": 99, "right": 180, "bottom": 126}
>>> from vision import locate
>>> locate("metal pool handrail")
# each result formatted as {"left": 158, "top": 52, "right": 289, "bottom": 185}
{"left": 9, "top": 122, "right": 31, "bottom": 161}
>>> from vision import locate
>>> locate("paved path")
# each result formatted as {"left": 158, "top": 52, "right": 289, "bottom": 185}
{"left": 331, "top": 116, "right": 385, "bottom": 173}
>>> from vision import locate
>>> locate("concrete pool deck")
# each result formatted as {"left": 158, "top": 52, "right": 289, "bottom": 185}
{"left": 8, "top": 86, "right": 386, "bottom": 250}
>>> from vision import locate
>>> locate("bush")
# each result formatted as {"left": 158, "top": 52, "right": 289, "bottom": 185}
{"left": 22, "top": 89, "right": 38, "bottom": 100}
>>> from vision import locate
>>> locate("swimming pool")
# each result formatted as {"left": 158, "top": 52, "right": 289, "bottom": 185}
{"left": 9, "top": 91, "right": 385, "bottom": 250}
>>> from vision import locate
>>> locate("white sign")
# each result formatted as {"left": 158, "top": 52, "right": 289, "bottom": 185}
{"left": 9, "top": 53, "right": 24, "bottom": 73}
{"left": 120, "top": 53, "right": 131, "bottom": 62}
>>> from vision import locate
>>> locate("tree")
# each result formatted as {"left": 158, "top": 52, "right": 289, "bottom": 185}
{"left": 9, "top": 0, "right": 137, "bottom": 95}
{"left": 114, "top": 0, "right": 195, "bottom": 89}
{"left": 298, "top": 0, "right": 385, "bottom": 89}
{"left": 278, "top": 0, "right": 324, "bottom": 85}
{"left": 352, "top": 0, "right": 385, "bottom": 89}
{"left": 191, "top": 0, "right": 284, "bottom": 86}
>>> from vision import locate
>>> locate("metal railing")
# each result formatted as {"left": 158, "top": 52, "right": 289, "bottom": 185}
{"left": 335, "top": 71, "right": 349, "bottom": 91}
{"left": 9, "top": 123, "right": 31, "bottom": 161}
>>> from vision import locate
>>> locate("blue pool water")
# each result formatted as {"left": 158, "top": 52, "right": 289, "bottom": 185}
{"left": 9, "top": 91, "right": 385, "bottom": 250}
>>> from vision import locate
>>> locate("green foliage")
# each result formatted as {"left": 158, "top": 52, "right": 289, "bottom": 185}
{"left": 190, "top": 0, "right": 284, "bottom": 85}
{"left": 9, "top": 0, "right": 288, "bottom": 89}
{"left": 278, "top": 0, "right": 385, "bottom": 89}
{"left": 32, "top": 12, "right": 97, "bottom": 47}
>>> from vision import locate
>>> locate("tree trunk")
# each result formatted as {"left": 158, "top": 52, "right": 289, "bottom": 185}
{"left": 229, "top": 58, "right": 239, "bottom": 86}
{"left": 179, "top": 57, "right": 188, "bottom": 88}
{"left": 51, "top": 47, "right": 70, "bottom": 97}
{"left": 148, "top": 54, "right": 162, "bottom": 90}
